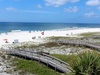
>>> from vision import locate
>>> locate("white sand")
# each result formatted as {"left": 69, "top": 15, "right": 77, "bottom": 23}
{"left": 0, "top": 28, "right": 100, "bottom": 48}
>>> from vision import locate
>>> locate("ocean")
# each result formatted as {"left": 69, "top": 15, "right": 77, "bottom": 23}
{"left": 0, "top": 22, "right": 100, "bottom": 33}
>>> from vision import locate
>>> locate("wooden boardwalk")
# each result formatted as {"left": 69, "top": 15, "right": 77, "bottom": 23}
{"left": 56, "top": 39, "right": 100, "bottom": 52}
{"left": 6, "top": 49, "right": 71, "bottom": 73}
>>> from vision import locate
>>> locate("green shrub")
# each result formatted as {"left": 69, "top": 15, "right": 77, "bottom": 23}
{"left": 71, "top": 51, "right": 100, "bottom": 75}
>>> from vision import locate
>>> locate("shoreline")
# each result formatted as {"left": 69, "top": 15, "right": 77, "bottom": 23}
{"left": 0, "top": 27, "right": 98, "bottom": 34}
{"left": 0, "top": 28, "right": 100, "bottom": 49}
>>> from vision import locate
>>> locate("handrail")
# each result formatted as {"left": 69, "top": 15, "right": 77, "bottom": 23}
{"left": 6, "top": 49, "right": 71, "bottom": 73}
{"left": 56, "top": 39, "right": 100, "bottom": 52}
{"left": 40, "top": 52, "right": 69, "bottom": 66}
{"left": 8, "top": 49, "right": 68, "bottom": 65}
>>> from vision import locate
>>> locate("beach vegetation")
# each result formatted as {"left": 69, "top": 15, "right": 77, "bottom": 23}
{"left": 79, "top": 32, "right": 100, "bottom": 37}
{"left": 15, "top": 42, "right": 62, "bottom": 49}
{"left": 12, "top": 58, "right": 64, "bottom": 75}
{"left": 11, "top": 51, "right": 100, "bottom": 75}
{"left": 53, "top": 51, "right": 100, "bottom": 75}
{"left": 71, "top": 51, "right": 100, "bottom": 75}
{"left": 47, "top": 36, "right": 77, "bottom": 41}
{"left": 39, "top": 42, "right": 61, "bottom": 47}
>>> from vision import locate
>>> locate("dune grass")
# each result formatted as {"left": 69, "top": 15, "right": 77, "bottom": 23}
{"left": 15, "top": 42, "right": 62, "bottom": 49}
{"left": 11, "top": 51, "right": 100, "bottom": 75}
{"left": 13, "top": 58, "right": 62, "bottom": 75}
{"left": 47, "top": 37, "right": 77, "bottom": 41}
{"left": 79, "top": 32, "right": 100, "bottom": 37}
{"left": 53, "top": 51, "right": 100, "bottom": 75}
{"left": 71, "top": 51, "right": 100, "bottom": 75}
{"left": 11, "top": 54, "right": 77, "bottom": 75}
{"left": 52, "top": 54, "right": 77, "bottom": 65}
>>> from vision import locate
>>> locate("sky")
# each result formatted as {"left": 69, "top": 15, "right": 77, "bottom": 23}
{"left": 0, "top": 0, "right": 100, "bottom": 23}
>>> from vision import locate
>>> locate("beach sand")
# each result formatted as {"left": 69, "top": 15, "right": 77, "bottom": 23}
{"left": 0, "top": 28, "right": 100, "bottom": 49}
{"left": 0, "top": 28, "right": 100, "bottom": 75}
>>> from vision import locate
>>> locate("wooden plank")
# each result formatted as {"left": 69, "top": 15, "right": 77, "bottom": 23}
{"left": 6, "top": 49, "right": 71, "bottom": 73}
{"left": 56, "top": 39, "right": 100, "bottom": 52}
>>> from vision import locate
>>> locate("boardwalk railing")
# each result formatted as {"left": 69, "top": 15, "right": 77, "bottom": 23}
{"left": 6, "top": 49, "right": 71, "bottom": 73}
{"left": 56, "top": 39, "right": 100, "bottom": 52}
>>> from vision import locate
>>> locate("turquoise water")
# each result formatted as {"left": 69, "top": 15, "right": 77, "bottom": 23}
{"left": 0, "top": 22, "right": 100, "bottom": 33}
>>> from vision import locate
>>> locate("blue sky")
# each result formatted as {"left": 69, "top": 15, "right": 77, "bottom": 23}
{"left": 0, "top": 0, "right": 100, "bottom": 23}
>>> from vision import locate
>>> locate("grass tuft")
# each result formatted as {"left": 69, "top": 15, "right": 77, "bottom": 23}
{"left": 11, "top": 51, "right": 100, "bottom": 75}
{"left": 13, "top": 58, "right": 63, "bottom": 75}
{"left": 70, "top": 51, "right": 100, "bottom": 75}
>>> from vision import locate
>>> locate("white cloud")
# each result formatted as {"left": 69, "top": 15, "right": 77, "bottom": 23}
{"left": 86, "top": 0, "right": 100, "bottom": 6}
{"left": 6, "top": 7, "right": 16, "bottom": 11}
{"left": 64, "top": 6, "right": 78, "bottom": 13}
{"left": 44, "top": 0, "right": 80, "bottom": 7}
{"left": 19, "top": 10, "right": 52, "bottom": 13}
{"left": 37, "top": 4, "right": 43, "bottom": 8}
{"left": 5, "top": 7, "right": 54, "bottom": 13}
{"left": 15, "top": 9, "right": 55, "bottom": 14}
{"left": 84, "top": 12, "right": 99, "bottom": 17}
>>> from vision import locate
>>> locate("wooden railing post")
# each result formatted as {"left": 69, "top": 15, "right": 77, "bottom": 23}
{"left": 25, "top": 50, "right": 26, "bottom": 59}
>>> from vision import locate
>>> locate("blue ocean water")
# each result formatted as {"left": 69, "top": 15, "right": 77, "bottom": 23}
{"left": 0, "top": 22, "right": 100, "bottom": 33}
